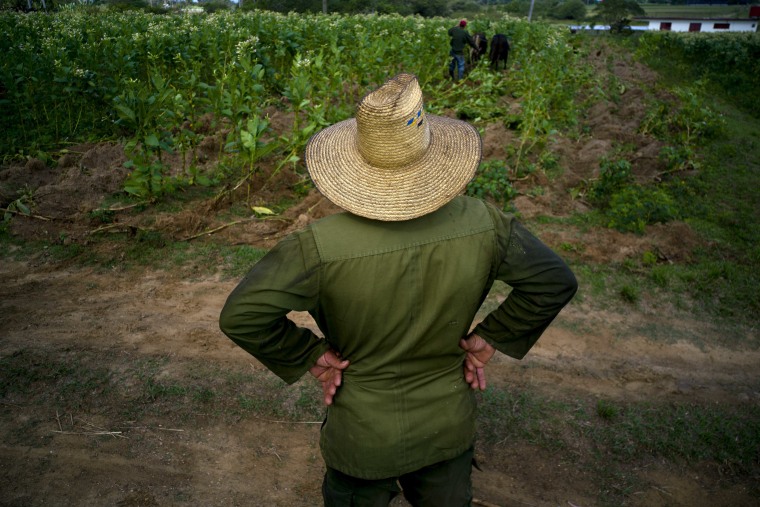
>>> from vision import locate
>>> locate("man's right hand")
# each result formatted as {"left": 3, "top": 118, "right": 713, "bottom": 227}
{"left": 459, "top": 333, "right": 496, "bottom": 391}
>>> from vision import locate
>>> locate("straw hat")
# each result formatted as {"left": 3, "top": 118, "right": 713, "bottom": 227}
{"left": 305, "top": 73, "right": 482, "bottom": 221}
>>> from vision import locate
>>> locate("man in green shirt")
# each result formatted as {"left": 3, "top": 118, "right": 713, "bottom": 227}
{"left": 448, "top": 19, "right": 478, "bottom": 81}
{"left": 219, "top": 73, "right": 577, "bottom": 506}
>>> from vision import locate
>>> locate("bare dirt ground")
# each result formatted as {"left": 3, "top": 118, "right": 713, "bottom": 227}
{"left": 1, "top": 258, "right": 758, "bottom": 507}
{"left": 2, "top": 44, "right": 759, "bottom": 506}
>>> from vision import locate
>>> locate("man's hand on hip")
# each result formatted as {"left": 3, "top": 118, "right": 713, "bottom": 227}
{"left": 459, "top": 333, "right": 496, "bottom": 391}
{"left": 309, "top": 349, "right": 350, "bottom": 406}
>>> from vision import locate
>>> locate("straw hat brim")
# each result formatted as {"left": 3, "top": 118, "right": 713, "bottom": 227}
{"left": 305, "top": 115, "right": 482, "bottom": 221}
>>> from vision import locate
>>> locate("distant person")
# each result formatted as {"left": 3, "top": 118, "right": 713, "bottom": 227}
{"left": 219, "top": 73, "right": 577, "bottom": 506}
{"left": 448, "top": 19, "right": 478, "bottom": 81}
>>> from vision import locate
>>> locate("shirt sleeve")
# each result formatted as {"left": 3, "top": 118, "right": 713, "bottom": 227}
{"left": 218, "top": 231, "right": 329, "bottom": 384}
{"left": 474, "top": 205, "right": 578, "bottom": 359}
{"left": 467, "top": 32, "right": 476, "bottom": 49}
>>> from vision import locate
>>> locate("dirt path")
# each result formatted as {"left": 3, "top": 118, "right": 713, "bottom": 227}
{"left": 2, "top": 259, "right": 758, "bottom": 506}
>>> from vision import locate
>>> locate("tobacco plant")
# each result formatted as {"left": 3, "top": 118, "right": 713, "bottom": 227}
{"left": 2, "top": 10, "right": 593, "bottom": 199}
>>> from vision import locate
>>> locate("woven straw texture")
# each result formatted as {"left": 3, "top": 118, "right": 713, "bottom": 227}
{"left": 305, "top": 74, "right": 482, "bottom": 221}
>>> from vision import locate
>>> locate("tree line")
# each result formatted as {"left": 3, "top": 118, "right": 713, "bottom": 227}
{"left": 5, "top": 0, "right": 749, "bottom": 16}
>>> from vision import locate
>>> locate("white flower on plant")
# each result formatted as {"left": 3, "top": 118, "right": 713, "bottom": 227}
{"left": 294, "top": 55, "right": 311, "bottom": 68}
{"left": 235, "top": 36, "right": 260, "bottom": 59}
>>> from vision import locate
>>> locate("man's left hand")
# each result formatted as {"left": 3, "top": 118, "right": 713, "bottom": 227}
{"left": 459, "top": 333, "right": 496, "bottom": 391}
{"left": 309, "top": 349, "right": 350, "bottom": 406}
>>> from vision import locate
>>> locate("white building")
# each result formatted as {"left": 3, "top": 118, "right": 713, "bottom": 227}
{"left": 638, "top": 18, "right": 758, "bottom": 33}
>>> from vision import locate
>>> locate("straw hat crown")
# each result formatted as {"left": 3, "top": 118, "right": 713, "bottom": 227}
{"left": 356, "top": 75, "right": 429, "bottom": 169}
{"left": 305, "top": 73, "right": 482, "bottom": 222}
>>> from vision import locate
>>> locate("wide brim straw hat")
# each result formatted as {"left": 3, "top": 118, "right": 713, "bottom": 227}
{"left": 305, "top": 73, "right": 482, "bottom": 221}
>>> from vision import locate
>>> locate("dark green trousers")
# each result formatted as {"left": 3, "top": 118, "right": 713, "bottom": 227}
{"left": 322, "top": 447, "right": 474, "bottom": 507}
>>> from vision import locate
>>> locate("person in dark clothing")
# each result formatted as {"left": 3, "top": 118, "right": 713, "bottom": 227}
{"left": 219, "top": 73, "right": 578, "bottom": 507}
{"left": 448, "top": 19, "right": 478, "bottom": 81}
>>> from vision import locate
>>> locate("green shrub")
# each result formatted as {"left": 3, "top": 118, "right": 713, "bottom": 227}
{"left": 597, "top": 399, "right": 620, "bottom": 420}
{"left": 203, "top": 0, "right": 232, "bottom": 13}
{"left": 642, "top": 250, "right": 658, "bottom": 266}
{"left": 450, "top": 0, "right": 481, "bottom": 13}
{"left": 588, "top": 158, "right": 633, "bottom": 208}
{"left": 606, "top": 186, "right": 679, "bottom": 234}
{"left": 619, "top": 284, "right": 640, "bottom": 303}
{"left": 106, "top": 0, "right": 149, "bottom": 12}
{"left": 587, "top": 158, "right": 682, "bottom": 234}
{"left": 640, "top": 83, "right": 725, "bottom": 171}
{"left": 466, "top": 160, "right": 517, "bottom": 210}
{"left": 552, "top": 0, "right": 587, "bottom": 20}
{"left": 635, "top": 32, "right": 760, "bottom": 118}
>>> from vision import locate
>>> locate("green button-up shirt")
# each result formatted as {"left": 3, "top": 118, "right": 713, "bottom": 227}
{"left": 219, "top": 195, "right": 577, "bottom": 479}
{"left": 448, "top": 25, "right": 476, "bottom": 55}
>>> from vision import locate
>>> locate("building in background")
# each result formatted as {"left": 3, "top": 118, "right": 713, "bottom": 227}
{"left": 638, "top": 17, "right": 757, "bottom": 32}
{"left": 637, "top": 5, "right": 759, "bottom": 32}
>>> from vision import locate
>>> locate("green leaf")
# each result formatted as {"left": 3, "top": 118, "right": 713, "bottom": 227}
{"left": 158, "top": 141, "right": 174, "bottom": 153}
{"left": 123, "top": 184, "right": 146, "bottom": 197}
{"left": 256, "top": 119, "right": 270, "bottom": 135}
{"left": 251, "top": 206, "right": 275, "bottom": 216}
{"left": 241, "top": 130, "right": 254, "bottom": 149}
{"left": 145, "top": 134, "right": 160, "bottom": 148}
{"left": 114, "top": 103, "right": 136, "bottom": 123}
